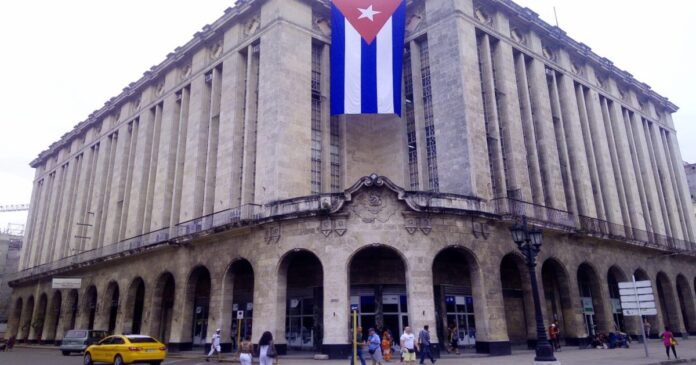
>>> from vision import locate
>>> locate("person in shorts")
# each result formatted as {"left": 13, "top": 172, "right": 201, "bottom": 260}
{"left": 367, "top": 328, "right": 383, "bottom": 365}
{"left": 400, "top": 327, "right": 418, "bottom": 364}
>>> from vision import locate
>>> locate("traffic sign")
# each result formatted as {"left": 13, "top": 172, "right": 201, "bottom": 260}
{"left": 620, "top": 294, "right": 655, "bottom": 303}
{"left": 621, "top": 301, "right": 656, "bottom": 309}
{"left": 237, "top": 310, "right": 244, "bottom": 319}
{"left": 623, "top": 308, "right": 657, "bottom": 316}
{"left": 619, "top": 280, "right": 651, "bottom": 289}
{"left": 620, "top": 287, "right": 653, "bottom": 296}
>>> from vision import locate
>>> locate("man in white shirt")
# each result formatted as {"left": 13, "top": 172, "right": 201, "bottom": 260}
{"left": 400, "top": 327, "right": 418, "bottom": 364}
{"left": 206, "top": 328, "right": 222, "bottom": 362}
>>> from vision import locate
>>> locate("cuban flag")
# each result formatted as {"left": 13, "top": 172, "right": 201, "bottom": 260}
{"left": 331, "top": 0, "right": 406, "bottom": 116}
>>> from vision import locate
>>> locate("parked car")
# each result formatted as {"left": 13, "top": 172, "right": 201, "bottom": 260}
{"left": 84, "top": 335, "right": 167, "bottom": 365}
{"left": 59, "top": 329, "right": 108, "bottom": 355}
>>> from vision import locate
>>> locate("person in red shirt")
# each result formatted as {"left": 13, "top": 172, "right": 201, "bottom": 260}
{"left": 660, "top": 326, "right": 678, "bottom": 360}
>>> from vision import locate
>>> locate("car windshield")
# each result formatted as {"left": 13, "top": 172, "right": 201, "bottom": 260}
{"left": 127, "top": 337, "right": 157, "bottom": 343}
{"left": 65, "top": 330, "right": 87, "bottom": 338}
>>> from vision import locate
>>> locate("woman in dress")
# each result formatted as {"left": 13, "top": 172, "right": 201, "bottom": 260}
{"left": 660, "top": 326, "right": 678, "bottom": 360}
{"left": 381, "top": 330, "right": 392, "bottom": 361}
{"left": 258, "top": 331, "right": 277, "bottom": 365}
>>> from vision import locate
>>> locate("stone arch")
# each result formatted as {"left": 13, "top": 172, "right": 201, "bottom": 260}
{"left": 577, "top": 262, "right": 610, "bottom": 335}
{"left": 541, "top": 257, "right": 572, "bottom": 342}
{"left": 676, "top": 274, "right": 696, "bottom": 334}
{"left": 607, "top": 266, "right": 628, "bottom": 332}
{"left": 656, "top": 272, "right": 681, "bottom": 334}
{"left": 9, "top": 297, "right": 23, "bottom": 338}
{"left": 105, "top": 281, "right": 120, "bottom": 334}
{"left": 432, "top": 245, "right": 483, "bottom": 351}
{"left": 33, "top": 293, "right": 48, "bottom": 341}
{"left": 279, "top": 249, "right": 324, "bottom": 351}
{"left": 123, "top": 277, "right": 146, "bottom": 334}
{"left": 20, "top": 295, "right": 35, "bottom": 340}
{"left": 45, "top": 291, "right": 62, "bottom": 342}
{"left": 183, "top": 265, "right": 212, "bottom": 347}
{"left": 634, "top": 269, "right": 650, "bottom": 281}
{"left": 221, "top": 258, "right": 255, "bottom": 351}
{"left": 499, "top": 253, "right": 534, "bottom": 345}
{"left": 150, "top": 271, "right": 175, "bottom": 343}
{"left": 84, "top": 285, "right": 98, "bottom": 330}
{"left": 65, "top": 289, "right": 79, "bottom": 332}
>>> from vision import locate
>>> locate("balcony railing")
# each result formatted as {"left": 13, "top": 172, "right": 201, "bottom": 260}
{"left": 9, "top": 194, "right": 696, "bottom": 284}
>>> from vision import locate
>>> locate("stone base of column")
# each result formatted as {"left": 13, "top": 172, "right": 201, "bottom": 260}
{"left": 165, "top": 342, "right": 192, "bottom": 352}
{"left": 564, "top": 336, "right": 590, "bottom": 347}
{"left": 321, "top": 344, "right": 351, "bottom": 359}
{"left": 534, "top": 361, "right": 561, "bottom": 365}
{"left": 475, "top": 340, "right": 512, "bottom": 356}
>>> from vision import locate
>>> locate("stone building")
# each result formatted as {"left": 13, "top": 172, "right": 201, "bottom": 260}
{"left": 7, "top": 0, "right": 696, "bottom": 358}
{"left": 686, "top": 162, "right": 696, "bottom": 218}
{"left": 0, "top": 233, "right": 22, "bottom": 337}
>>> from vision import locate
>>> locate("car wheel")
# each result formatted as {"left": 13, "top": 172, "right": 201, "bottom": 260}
{"left": 62, "top": 350, "right": 71, "bottom": 356}
{"left": 114, "top": 354, "right": 124, "bottom": 365}
{"left": 83, "top": 352, "right": 94, "bottom": 365}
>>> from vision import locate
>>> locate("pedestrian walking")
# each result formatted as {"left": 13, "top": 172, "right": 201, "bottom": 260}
{"left": 548, "top": 323, "right": 560, "bottom": 351}
{"left": 417, "top": 325, "right": 436, "bottom": 364}
{"left": 400, "top": 327, "right": 417, "bottom": 365}
{"left": 447, "top": 323, "right": 459, "bottom": 355}
{"left": 660, "top": 326, "right": 678, "bottom": 360}
{"left": 205, "top": 329, "right": 222, "bottom": 362}
{"left": 351, "top": 326, "right": 367, "bottom": 365}
{"left": 239, "top": 336, "right": 253, "bottom": 365}
{"left": 258, "top": 331, "right": 277, "bottom": 365}
{"left": 643, "top": 319, "right": 652, "bottom": 340}
{"left": 381, "top": 330, "right": 392, "bottom": 361}
{"left": 367, "top": 328, "right": 383, "bottom": 365}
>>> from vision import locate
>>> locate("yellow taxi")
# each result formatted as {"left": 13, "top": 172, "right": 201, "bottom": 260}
{"left": 84, "top": 335, "right": 167, "bottom": 365}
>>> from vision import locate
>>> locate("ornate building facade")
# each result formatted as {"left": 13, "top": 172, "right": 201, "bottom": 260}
{"left": 8, "top": 0, "right": 696, "bottom": 358}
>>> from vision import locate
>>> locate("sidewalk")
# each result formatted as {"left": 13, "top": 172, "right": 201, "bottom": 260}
{"left": 16, "top": 339, "right": 696, "bottom": 365}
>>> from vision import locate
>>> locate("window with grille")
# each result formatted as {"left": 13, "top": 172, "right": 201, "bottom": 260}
{"left": 419, "top": 38, "right": 438, "bottom": 191}
{"left": 403, "top": 45, "right": 419, "bottom": 190}
{"left": 311, "top": 44, "right": 323, "bottom": 194}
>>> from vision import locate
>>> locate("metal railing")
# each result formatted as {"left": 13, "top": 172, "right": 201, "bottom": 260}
{"left": 578, "top": 215, "right": 691, "bottom": 251}
{"left": 494, "top": 197, "right": 575, "bottom": 228}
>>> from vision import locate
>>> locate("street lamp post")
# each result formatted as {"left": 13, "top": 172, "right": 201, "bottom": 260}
{"left": 510, "top": 216, "right": 559, "bottom": 364}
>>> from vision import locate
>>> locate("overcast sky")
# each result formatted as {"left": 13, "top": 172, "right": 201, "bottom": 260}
{"left": 0, "top": 0, "right": 694, "bottom": 231}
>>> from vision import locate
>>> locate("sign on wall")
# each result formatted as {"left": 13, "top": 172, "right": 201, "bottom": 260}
{"left": 52, "top": 278, "right": 82, "bottom": 289}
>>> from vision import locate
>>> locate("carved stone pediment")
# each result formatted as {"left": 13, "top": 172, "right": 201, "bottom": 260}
{"left": 350, "top": 188, "right": 398, "bottom": 223}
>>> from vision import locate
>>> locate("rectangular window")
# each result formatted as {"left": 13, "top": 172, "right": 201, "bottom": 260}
{"left": 311, "top": 43, "right": 323, "bottom": 194}
{"left": 403, "top": 45, "right": 419, "bottom": 190}
{"left": 419, "top": 38, "right": 438, "bottom": 191}
{"left": 330, "top": 116, "right": 341, "bottom": 192}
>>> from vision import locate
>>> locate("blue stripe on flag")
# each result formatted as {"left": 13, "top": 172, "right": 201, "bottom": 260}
{"left": 330, "top": 4, "right": 345, "bottom": 115}
{"left": 392, "top": 1, "right": 406, "bottom": 116}
{"left": 361, "top": 38, "right": 378, "bottom": 114}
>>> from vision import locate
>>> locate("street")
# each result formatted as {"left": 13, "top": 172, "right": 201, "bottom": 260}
{"left": 4, "top": 341, "right": 696, "bottom": 365}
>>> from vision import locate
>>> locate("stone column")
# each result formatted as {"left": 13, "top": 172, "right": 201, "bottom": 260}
{"left": 581, "top": 78, "right": 623, "bottom": 226}
{"left": 321, "top": 245, "right": 350, "bottom": 357}
{"left": 125, "top": 108, "right": 155, "bottom": 238}
{"left": 663, "top": 125, "right": 696, "bottom": 242}
{"left": 424, "top": 0, "right": 490, "bottom": 198}
{"left": 628, "top": 111, "right": 666, "bottom": 235}
{"left": 600, "top": 98, "right": 632, "bottom": 229}
{"left": 167, "top": 272, "right": 192, "bottom": 348}
{"left": 648, "top": 123, "right": 684, "bottom": 241}
{"left": 251, "top": 256, "right": 285, "bottom": 349}
{"left": 179, "top": 74, "right": 209, "bottom": 222}
{"left": 492, "top": 13, "right": 532, "bottom": 202}
{"left": 575, "top": 84, "right": 606, "bottom": 220}
{"left": 214, "top": 49, "right": 246, "bottom": 211}
{"left": 254, "top": 0, "right": 313, "bottom": 203}
{"left": 606, "top": 92, "right": 646, "bottom": 230}
{"left": 472, "top": 251, "right": 511, "bottom": 355}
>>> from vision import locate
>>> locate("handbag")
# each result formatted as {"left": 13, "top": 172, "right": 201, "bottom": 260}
{"left": 267, "top": 342, "right": 277, "bottom": 358}
{"left": 670, "top": 337, "right": 678, "bottom": 346}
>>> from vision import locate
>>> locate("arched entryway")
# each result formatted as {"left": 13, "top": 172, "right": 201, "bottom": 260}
{"left": 105, "top": 282, "right": 120, "bottom": 334}
{"left": 186, "top": 266, "right": 211, "bottom": 347}
{"left": 607, "top": 266, "right": 628, "bottom": 332}
{"left": 124, "top": 277, "right": 145, "bottom": 334}
{"left": 65, "top": 289, "right": 79, "bottom": 332}
{"left": 656, "top": 272, "right": 681, "bottom": 334}
{"left": 84, "top": 286, "right": 98, "bottom": 330}
{"left": 45, "top": 291, "right": 62, "bottom": 342}
{"left": 280, "top": 250, "right": 323, "bottom": 351}
{"left": 676, "top": 274, "right": 696, "bottom": 334}
{"left": 150, "top": 272, "right": 175, "bottom": 343}
{"left": 34, "top": 293, "right": 48, "bottom": 342}
{"left": 432, "top": 246, "right": 479, "bottom": 351}
{"left": 222, "top": 259, "right": 254, "bottom": 352}
{"left": 577, "top": 263, "right": 609, "bottom": 335}
{"left": 10, "top": 297, "right": 23, "bottom": 338}
{"left": 541, "top": 258, "right": 574, "bottom": 341}
{"left": 499, "top": 253, "right": 534, "bottom": 346}
{"left": 21, "top": 296, "right": 35, "bottom": 340}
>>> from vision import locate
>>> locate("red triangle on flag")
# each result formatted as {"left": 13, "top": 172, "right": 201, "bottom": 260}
{"left": 332, "top": 0, "right": 402, "bottom": 44}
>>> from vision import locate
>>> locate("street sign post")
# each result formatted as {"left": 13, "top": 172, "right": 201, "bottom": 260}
{"left": 618, "top": 276, "right": 655, "bottom": 358}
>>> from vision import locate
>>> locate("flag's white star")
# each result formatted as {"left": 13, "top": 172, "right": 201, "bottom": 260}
{"left": 358, "top": 5, "right": 381, "bottom": 21}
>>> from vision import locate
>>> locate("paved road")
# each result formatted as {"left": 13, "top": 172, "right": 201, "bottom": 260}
{"left": 4, "top": 343, "right": 696, "bottom": 365}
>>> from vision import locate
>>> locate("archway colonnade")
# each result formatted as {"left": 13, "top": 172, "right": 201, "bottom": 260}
{"left": 8, "top": 242, "right": 696, "bottom": 357}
